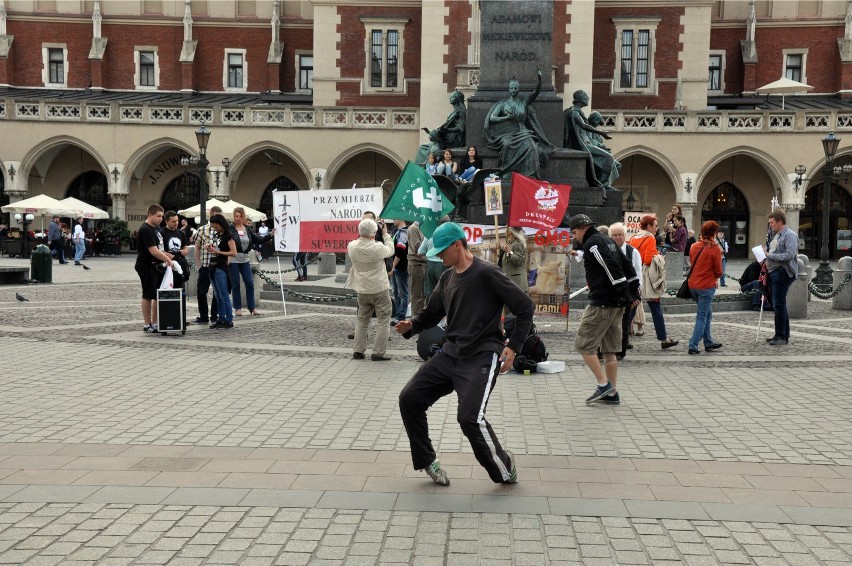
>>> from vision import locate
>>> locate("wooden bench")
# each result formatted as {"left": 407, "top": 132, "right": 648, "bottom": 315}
{"left": 0, "top": 266, "right": 29, "bottom": 285}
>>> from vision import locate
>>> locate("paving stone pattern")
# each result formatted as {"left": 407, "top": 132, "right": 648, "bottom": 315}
{"left": 0, "top": 256, "right": 850, "bottom": 563}
{"left": 1, "top": 503, "right": 851, "bottom": 566}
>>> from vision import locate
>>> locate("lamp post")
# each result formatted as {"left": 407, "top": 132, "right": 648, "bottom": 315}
{"left": 14, "top": 212, "right": 34, "bottom": 258}
{"left": 813, "top": 133, "right": 840, "bottom": 291}
{"left": 180, "top": 124, "right": 231, "bottom": 227}
{"left": 194, "top": 124, "right": 210, "bottom": 227}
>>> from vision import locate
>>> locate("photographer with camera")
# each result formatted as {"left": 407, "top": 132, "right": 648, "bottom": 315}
{"left": 569, "top": 215, "right": 640, "bottom": 406}
{"left": 346, "top": 217, "right": 395, "bottom": 360}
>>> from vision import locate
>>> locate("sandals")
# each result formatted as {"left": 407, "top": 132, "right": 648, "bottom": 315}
{"left": 235, "top": 309, "right": 243, "bottom": 316}
{"left": 250, "top": 310, "right": 262, "bottom": 317}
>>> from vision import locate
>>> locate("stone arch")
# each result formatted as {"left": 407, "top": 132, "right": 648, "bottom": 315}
{"left": 122, "top": 138, "right": 198, "bottom": 193}
{"left": 19, "top": 136, "right": 109, "bottom": 194}
{"left": 614, "top": 147, "right": 680, "bottom": 214}
{"left": 614, "top": 146, "right": 681, "bottom": 190}
{"left": 325, "top": 143, "right": 406, "bottom": 188}
{"left": 226, "top": 141, "right": 311, "bottom": 189}
{"left": 696, "top": 146, "right": 787, "bottom": 202}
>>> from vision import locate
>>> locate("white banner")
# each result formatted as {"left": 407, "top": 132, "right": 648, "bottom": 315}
{"left": 273, "top": 188, "right": 384, "bottom": 253}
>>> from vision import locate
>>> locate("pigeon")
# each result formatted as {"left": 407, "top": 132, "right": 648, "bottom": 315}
{"left": 15, "top": 293, "right": 29, "bottom": 302}
{"left": 82, "top": 264, "right": 92, "bottom": 270}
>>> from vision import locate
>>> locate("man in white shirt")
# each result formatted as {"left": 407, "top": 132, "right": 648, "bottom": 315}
{"left": 72, "top": 217, "right": 86, "bottom": 266}
{"left": 609, "top": 222, "right": 642, "bottom": 360}
{"left": 347, "top": 218, "right": 395, "bottom": 361}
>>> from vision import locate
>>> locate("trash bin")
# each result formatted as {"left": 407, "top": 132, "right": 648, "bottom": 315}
{"left": 31, "top": 244, "right": 52, "bottom": 283}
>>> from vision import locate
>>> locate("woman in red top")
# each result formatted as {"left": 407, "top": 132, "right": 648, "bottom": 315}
{"left": 687, "top": 220, "right": 723, "bottom": 355}
{"left": 629, "top": 215, "right": 679, "bottom": 350}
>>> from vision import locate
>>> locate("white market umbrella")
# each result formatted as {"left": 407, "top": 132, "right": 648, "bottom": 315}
{"left": 57, "top": 196, "right": 110, "bottom": 220}
{"left": 178, "top": 198, "right": 267, "bottom": 223}
{"left": 1, "top": 194, "right": 76, "bottom": 230}
{"left": 756, "top": 77, "right": 814, "bottom": 109}
{"left": 1, "top": 194, "right": 73, "bottom": 216}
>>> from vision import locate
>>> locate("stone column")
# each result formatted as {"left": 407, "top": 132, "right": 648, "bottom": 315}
{"left": 833, "top": 256, "right": 852, "bottom": 311}
{"left": 788, "top": 258, "right": 809, "bottom": 319}
{"left": 109, "top": 193, "right": 127, "bottom": 221}
{"left": 783, "top": 203, "right": 804, "bottom": 236}
{"left": 317, "top": 253, "right": 337, "bottom": 276}
{"left": 680, "top": 202, "right": 698, "bottom": 238}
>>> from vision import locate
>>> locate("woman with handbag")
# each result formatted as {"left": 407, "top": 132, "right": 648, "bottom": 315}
{"left": 686, "top": 221, "right": 723, "bottom": 355}
{"left": 629, "top": 215, "right": 679, "bottom": 350}
{"left": 229, "top": 207, "right": 271, "bottom": 316}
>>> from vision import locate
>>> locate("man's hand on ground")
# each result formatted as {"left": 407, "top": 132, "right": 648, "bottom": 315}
{"left": 395, "top": 320, "right": 413, "bottom": 334}
{"left": 499, "top": 347, "right": 516, "bottom": 374}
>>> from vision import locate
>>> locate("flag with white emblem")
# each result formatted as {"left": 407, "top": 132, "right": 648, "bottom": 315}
{"left": 380, "top": 161, "right": 455, "bottom": 237}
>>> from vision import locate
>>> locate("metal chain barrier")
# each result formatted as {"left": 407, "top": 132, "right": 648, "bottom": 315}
{"left": 255, "top": 269, "right": 357, "bottom": 303}
{"left": 808, "top": 274, "right": 851, "bottom": 300}
{"left": 665, "top": 271, "right": 851, "bottom": 300}
{"left": 190, "top": 252, "right": 321, "bottom": 275}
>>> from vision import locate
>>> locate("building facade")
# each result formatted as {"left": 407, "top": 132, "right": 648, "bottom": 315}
{"left": 1, "top": 0, "right": 851, "bottom": 259}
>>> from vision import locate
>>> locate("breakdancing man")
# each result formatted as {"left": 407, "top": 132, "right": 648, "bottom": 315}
{"left": 395, "top": 222, "right": 534, "bottom": 486}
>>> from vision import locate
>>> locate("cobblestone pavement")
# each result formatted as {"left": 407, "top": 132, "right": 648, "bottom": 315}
{"left": 0, "top": 256, "right": 851, "bottom": 564}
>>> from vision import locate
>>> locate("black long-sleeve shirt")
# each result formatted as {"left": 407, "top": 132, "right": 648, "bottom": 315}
{"left": 407, "top": 256, "right": 534, "bottom": 357}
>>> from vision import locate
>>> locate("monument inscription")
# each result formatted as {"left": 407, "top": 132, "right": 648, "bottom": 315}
{"left": 478, "top": 1, "right": 553, "bottom": 90}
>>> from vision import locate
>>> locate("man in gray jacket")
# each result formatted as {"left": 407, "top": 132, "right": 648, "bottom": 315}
{"left": 347, "top": 218, "right": 395, "bottom": 361}
{"left": 764, "top": 210, "right": 799, "bottom": 346}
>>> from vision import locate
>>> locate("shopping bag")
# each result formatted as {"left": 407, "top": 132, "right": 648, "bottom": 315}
{"left": 159, "top": 266, "right": 174, "bottom": 289}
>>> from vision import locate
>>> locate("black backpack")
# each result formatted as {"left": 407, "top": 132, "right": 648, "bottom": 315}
{"left": 504, "top": 318, "right": 548, "bottom": 372}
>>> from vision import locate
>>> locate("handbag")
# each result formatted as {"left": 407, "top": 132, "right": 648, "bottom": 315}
{"left": 676, "top": 245, "right": 706, "bottom": 300}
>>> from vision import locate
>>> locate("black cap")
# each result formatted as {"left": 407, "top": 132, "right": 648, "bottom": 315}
{"left": 568, "top": 214, "right": 594, "bottom": 229}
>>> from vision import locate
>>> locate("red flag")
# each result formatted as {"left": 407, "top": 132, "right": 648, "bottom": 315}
{"left": 507, "top": 173, "right": 571, "bottom": 230}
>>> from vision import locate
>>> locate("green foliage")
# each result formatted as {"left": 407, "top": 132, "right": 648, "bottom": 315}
{"left": 101, "top": 218, "right": 131, "bottom": 246}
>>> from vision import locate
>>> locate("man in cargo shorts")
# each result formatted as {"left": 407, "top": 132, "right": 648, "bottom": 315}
{"left": 569, "top": 214, "right": 640, "bottom": 406}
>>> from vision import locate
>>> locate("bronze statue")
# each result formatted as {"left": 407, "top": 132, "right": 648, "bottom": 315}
{"left": 415, "top": 90, "right": 467, "bottom": 165}
{"left": 564, "top": 89, "right": 619, "bottom": 189}
{"left": 483, "top": 69, "right": 555, "bottom": 179}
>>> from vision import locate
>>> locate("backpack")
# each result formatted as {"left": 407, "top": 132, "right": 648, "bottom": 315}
{"left": 504, "top": 317, "right": 549, "bottom": 372}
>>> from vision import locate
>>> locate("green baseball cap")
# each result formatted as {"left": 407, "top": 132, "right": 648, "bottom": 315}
{"left": 426, "top": 222, "right": 466, "bottom": 257}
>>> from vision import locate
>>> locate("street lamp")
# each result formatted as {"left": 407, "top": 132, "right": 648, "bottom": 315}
{"left": 813, "top": 132, "right": 841, "bottom": 291}
{"left": 180, "top": 124, "right": 231, "bottom": 227}
{"left": 194, "top": 124, "right": 210, "bottom": 227}
{"left": 14, "top": 212, "right": 34, "bottom": 258}
{"left": 625, "top": 188, "right": 636, "bottom": 211}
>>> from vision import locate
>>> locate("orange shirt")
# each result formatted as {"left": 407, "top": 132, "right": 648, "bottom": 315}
{"left": 629, "top": 234, "right": 658, "bottom": 266}
{"left": 688, "top": 240, "right": 723, "bottom": 289}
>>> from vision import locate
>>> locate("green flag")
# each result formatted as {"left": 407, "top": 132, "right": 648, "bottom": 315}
{"left": 380, "top": 161, "right": 455, "bottom": 237}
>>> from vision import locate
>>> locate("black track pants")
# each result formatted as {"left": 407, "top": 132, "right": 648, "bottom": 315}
{"left": 399, "top": 350, "right": 513, "bottom": 483}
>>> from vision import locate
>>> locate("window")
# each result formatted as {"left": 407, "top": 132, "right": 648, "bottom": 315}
{"left": 371, "top": 29, "right": 398, "bottom": 88}
{"left": 784, "top": 51, "right": 806, "bottom": 83}
{"left": 611, "top": 17, "right": 660, "bottom": 95}
{"left": 48, "top": 49, "right": 64, "bottom": 84}
{"left": 298, "top": 54, "right": 313, "bottom": 91}
{"left": 620, "top": 29, "right": 650, "bottom": 88}
{"left": 360, "top": 17, "right": 408, "bottom": 93}
{"left": 42, "top": 45, "right": 67, "bottom": 86}
{"left": 135, "top": 49, "right": 158, "bottom": 89}
{"left": 708, "top": 51, "right": 725, "bottom": 92}
{"left": 228, "top": 53, "right": 243, "bottom": 88}
{"left": 223, "top": 49, "right": 247, "bottom": 91}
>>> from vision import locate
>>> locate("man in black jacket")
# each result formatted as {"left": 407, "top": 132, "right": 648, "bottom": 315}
{"left": 395, "top": 222, "right": 534, "bottom": 486}
{"left": 570, "top": 214, "right": 640, "bottom": 405}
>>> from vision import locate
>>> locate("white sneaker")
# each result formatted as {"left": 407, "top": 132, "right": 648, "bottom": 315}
{"left": 425, "top": 460, "right": 450, "bottom": 486}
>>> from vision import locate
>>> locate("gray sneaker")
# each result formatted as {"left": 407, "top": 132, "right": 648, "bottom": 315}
{"left": 504, "top": 450, "right": 518, "bottom": 484}
{"left": 425, "top": 460, "right": 450, "bottom": 486}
